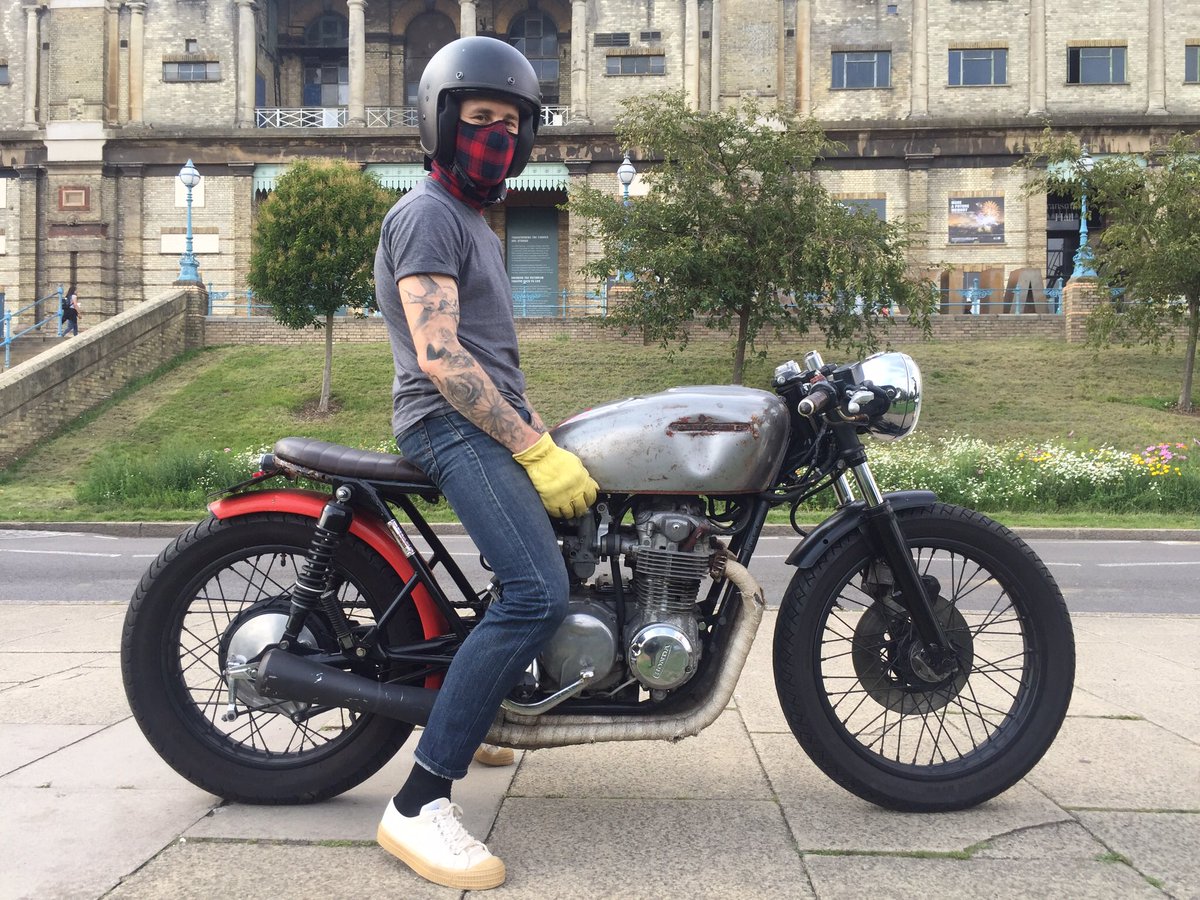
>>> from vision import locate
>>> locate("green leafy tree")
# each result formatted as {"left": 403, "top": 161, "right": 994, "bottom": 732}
{"left": 1023, "top": 130, "right": 1200, "bottom": 412}
{"left": 248, "top": 158, "right": 394, "bottom": 413}
{"left": 568, "top": 93, "right": 937, "bottom": 384}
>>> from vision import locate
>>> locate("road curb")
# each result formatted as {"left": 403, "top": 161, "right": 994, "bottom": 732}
{"left": 2, "top": 520, "right": 1198, "bottom": 541}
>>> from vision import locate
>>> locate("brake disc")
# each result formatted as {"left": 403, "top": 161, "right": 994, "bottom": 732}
{"left": 850, "top": 592, "right": 974, "bottom": 714}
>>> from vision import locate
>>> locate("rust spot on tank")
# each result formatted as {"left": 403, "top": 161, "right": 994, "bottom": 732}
{"left": 667, "top": 415, "right": 754, "bottom": 436}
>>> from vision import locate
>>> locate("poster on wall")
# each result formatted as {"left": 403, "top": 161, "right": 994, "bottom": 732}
{"left": 948, "top": 197, "right": 1005, "bottom": 244}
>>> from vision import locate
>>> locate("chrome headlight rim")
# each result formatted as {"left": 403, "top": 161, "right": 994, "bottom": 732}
{"left": 852, "top": 351, "right": 922, "bottom": 442}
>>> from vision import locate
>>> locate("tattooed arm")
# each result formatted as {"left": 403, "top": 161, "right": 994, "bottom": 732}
{"left": 398, "top": 273, "right": 541, "bottom": 453}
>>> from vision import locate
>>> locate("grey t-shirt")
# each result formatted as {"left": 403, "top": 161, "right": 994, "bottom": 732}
{"left": 374, "top": 178, "right": 526, "bottom": 438}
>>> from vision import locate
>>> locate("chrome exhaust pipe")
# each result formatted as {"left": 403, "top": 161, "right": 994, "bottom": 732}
{"left": 254, "top": 650, "right": 437, "bottom": 726}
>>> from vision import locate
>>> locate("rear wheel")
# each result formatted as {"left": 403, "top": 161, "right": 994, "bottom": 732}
{"left": 773, "top": 504, "right": 1074, "bottom": 811}
{"left": 121, "top": 512, "right": 423, "bottom": 804}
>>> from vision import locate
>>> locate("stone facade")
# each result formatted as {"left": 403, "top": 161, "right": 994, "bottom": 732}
{"left": 0, "top": 0, "right": 1197, "bottom": 324}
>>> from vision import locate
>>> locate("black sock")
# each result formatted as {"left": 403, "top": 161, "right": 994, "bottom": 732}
{"left": 393, "top": 763, "right": 452, "bottom": 817}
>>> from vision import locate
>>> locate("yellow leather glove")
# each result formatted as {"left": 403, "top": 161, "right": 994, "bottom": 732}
{"left": 513, "top": 433, "right": 599, "bottom": 519}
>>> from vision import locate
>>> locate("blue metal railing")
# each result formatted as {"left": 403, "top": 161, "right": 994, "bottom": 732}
{"left": 2, "top": 286, "right": 64, "bottom": 370}
{"left": 938, "top": 281, "right": 1065, "bottom": 315}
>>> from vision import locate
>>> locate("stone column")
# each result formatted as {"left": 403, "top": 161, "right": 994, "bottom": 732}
{"left": 23, "top": 3, "right": 40, "bottom": 129}
{"left": 128, "top": 1, "right": 146, "bottom": 124}
{"left": 459, "top": 0, "right": 476, "bottom": 38}
{"left": 710, "top": 0, "right": 721, "bottom": 111}
{"left": 105, "top": 0, "right": 121, "bottom": 123}
{"left": 570, "top": 0, "right": 588, "bottom": 122}
{"left": 1063, "top": 277, "right": 1100, "bottom": 343}
{"left": 910, "top": 0, "right": 928, "bottom": 116}
{"left": 114, "top": 163, "right": 144, "bottom": 309}
{"left": 1147, "top": 0, "right": 1167, "bottom": 114}
{"left": 795, "top": 0, "right": 809, "bottom": 115}
{"left": 1028, "top": 0, "right": 1046, "bottom": 115}
{"left": 235, "top": 0, "right": 257, "bottom": 128}
{"left": 347, "top": 0, "right": 366, "bottom": 125}
{"left": 685, "top": 0, "right": 700, "bottom": 109}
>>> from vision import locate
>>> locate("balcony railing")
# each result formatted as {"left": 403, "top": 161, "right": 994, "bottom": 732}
{"left": 255, "top": 105, "right": 571, "bottom": 129}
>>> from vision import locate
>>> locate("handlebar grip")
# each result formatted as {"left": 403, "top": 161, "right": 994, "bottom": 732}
{"left": 798, "top": 386, "right": 835, "bottom": 417}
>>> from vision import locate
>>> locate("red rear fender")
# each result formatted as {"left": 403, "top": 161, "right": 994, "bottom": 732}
{"left": 208, "top": 489, "right": 448, "bottom": 640}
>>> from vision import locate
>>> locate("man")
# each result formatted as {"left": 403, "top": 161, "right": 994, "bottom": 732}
{"left": 372, "top": 37, "right": 597, "bottom": 891}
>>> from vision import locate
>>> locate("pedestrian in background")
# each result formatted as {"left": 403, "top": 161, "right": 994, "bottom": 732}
{"left": 61, "top": 285, "right": 79, "bottom": 337}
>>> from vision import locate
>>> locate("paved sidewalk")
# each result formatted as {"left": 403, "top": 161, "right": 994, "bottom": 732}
{"left": 1, "top": 604, "right": 1197, "bottom": 900}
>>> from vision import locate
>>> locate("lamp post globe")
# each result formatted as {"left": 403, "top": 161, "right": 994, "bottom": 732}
{"left": 617, "top": 154, "right": 636, "bottom": 206}
{"left": 177, "top": 159, "right": 202, "bottom": 284}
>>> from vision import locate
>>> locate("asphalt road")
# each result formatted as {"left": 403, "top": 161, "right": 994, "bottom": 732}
{"left": 1, "top": 527, "right": 1197, "bottom": 614}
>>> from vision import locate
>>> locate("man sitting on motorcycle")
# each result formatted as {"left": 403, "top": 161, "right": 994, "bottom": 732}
{"left": 371, "top": 36, "right": 598, "bottom": 891}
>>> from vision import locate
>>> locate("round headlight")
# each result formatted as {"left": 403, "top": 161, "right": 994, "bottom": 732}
{"left": 851, "top": 351, "right": 921, "bottom": 441}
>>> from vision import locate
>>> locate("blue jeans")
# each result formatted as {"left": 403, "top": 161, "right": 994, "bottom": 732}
{"left": 397, "top": 410, "right": 568, "bottom": 780}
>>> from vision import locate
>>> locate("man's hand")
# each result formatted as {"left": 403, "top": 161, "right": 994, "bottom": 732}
{"left": 513, "top": 434, "right": 598, "bottom": 519}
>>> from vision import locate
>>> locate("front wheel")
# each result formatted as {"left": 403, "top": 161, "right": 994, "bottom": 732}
{"left": 773, "top": 503, "right": 1074, "bottom": 811}
{"left": 121, "top": 512, "right": 424, "bottom": 804}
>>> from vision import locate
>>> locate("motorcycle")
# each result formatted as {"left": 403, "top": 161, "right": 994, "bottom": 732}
{"left": 121, "top": 350, "right": 1075, "bottom": 812}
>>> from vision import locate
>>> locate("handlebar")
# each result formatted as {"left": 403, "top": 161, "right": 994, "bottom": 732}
{"left": 797, "top": 383, "right": 837, "bottom": 417}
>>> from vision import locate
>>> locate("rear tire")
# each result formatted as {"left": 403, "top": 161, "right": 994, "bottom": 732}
{"left": 121, "top": 512, "right": 423, "bottom": 804}
{"left": 773, "top": 504, "right": 1074, "bottom": 811}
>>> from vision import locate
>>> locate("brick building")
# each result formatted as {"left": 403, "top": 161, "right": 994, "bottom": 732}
{"left": 1, "top": 0, "right": 1198, "bottom": 320}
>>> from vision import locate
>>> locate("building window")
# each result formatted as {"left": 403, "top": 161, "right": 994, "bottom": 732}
{"left": 0, "top": 65, "right": 9, "bottom": 86}
{"left": 832, "top": 51, "right": 891, "bottom": 89}
{"left": 594, "top": 33, "right": 631, "bottom": 47}
{"left": 305, "top": 14, "right": 348, "bottom": 47}
{"left": 1067, "top": 46, "right": 1126, "bottom": 84}
{"left": 606, "top": 55, "right": 665, "bottom": 76}
{"left": 949, "top": 48, "right": 1007, "bottom": 86}
{"left": 842, "top": 198, "right": 887, "bottom": 220}
{"left": 304, "top": 63, "right": 348, "bottom": 106}
{"left": 640, "top": 31, "right": 662, "bottom": 42}
{"left": 163, "top": 61, "right": 221, "bottom": 82}
{"left": 1186, "top": 45, "right": 1200, "bottom": 83}
{"left": 509, "top": 13, "right": 560, "bottom": 104}
{"left": 404, "top": 11, "right": 455, "bottom": 106}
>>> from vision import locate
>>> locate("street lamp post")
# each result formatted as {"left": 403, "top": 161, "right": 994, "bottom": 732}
{"left": 1071, "top": 145, "right": 1097, "bottom": 280}
{"left": 177, "top": 159, "right": 202, "bottom": 283}
{"left": 617, "top": 153, "right": 636, "bottom": 206}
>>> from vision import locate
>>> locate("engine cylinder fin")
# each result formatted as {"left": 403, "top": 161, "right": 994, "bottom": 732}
{"left": 633, "top": 547, "right": 711, "bottom": 614}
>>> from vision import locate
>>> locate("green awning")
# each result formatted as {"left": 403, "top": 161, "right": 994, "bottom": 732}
{"left": 252, "top": 162, "right": 569, "bottom": 193}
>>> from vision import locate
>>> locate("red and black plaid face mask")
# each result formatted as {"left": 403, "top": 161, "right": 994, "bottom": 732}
{"left": 454, "top": 120, "right": 517, "bottom": 189}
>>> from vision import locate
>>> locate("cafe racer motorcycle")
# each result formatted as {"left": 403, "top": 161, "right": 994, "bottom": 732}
{"left": 121, "top": 350, "right": 1074, "bottom": 812}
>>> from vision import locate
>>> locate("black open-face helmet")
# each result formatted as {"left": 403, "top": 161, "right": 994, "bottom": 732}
{"left": 418, "top": 37, "right": 542, "bottom": 179}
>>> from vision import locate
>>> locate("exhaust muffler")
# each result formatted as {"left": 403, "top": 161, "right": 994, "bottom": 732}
{"left": 254, "top": 650, "right": 437, "bottom": 726}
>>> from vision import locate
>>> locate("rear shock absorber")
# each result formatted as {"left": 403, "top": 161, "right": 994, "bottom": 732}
{"left": 281, "top": 485, "right": 357, "bottom": 652}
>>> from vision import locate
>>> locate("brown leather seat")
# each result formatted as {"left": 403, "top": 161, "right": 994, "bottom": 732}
{"left": 273, "top": 437, "right": 437, "bottom": 497}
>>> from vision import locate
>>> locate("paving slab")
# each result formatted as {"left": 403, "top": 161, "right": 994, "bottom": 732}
{"left": 1073, "top": 640, "right": 1200, "bottom": 741}
{"left": 1026, "top": 717, "right": 1200, "bottom": 810}
{"left": 1065, "top": 686, "right": 1142, "bottom": 719}
{"left": 803, "top": 855, "right": 1161, "bottom": 900}
{"left": 488, "top": 797, "right": 813, "bottom": 898}
{"left": 0, "top": 663, "right": 130, "bottom": 725}
{"left": 1076, "top": 810, "right": 1200, "bottom": 900}
{"left": 0, "top": 722, "right": 107, "bottom": 776}
{"left": 732, "top": 611, "right": 790, "bottom": 733}
{"left": 752, "top": 732, "right": 1071, "bottom": 853}
{"left": 0, "top": 602, "right": 125, "bottom": 648}
{"left": 0, "top": 786, "right": 215, "bottom": 900}
{"left": 972, "top": 820, "right": 1111, "bottom": 859}
{"left": 186, "top": 741, "right": 518, "bottom": 849}
{"left": 0, "top": 652, "right": 111, "bottom": 684}
{"left": 509, "top": 711, "right": 772, "bottom": 801}
{"left": 107, "top": 841, "right": 450, "bottom": 900}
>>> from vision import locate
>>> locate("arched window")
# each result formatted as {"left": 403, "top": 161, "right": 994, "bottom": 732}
{"left": 303, "top": 14, "right": 349, "bottom": 108}
{"left": 406, "top": 12, "right": 458, "bottom": 106}
{"left": 509, "top": 12, "right": 559, "bottom": 104}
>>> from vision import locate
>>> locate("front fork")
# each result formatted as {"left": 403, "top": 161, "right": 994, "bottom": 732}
{"left": 846, "top": 459, "right": 954, "bottom": 670}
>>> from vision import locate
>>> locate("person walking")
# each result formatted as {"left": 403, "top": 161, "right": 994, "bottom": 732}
{"left": 372, "top": 37, "right": 597, "bottom": 891}
{"left": 61, "top": 285, "right": 79, "bottom": 337}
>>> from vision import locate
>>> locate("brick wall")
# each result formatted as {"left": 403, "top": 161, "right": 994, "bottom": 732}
{"left": 1046, "top": 0, "right": 1149, "bottom": 116}
{"left": 927, "top": 0, "right": 1029, "bottom": 119}
{"left": 141, "top": 0, "right": 238, "bottom": 129}
{"left": 0, "top": 286, "right": 206, "bottom": 468}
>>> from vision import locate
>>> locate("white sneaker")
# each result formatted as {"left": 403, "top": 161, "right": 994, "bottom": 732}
{"left": 377, "top": 798, "right": 506, "bottom": 890}
{"left": 473, "top": 743, "right": 515, "bottom": 767}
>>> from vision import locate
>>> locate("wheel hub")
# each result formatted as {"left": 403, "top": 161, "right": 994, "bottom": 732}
{"left": 219, "top": 599, "right": 323, "bottom": 717}
{"left": 851, "top": 588, "right": 974, "bottom": 713}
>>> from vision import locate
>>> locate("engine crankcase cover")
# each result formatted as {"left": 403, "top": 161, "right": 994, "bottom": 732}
{"left": 539, "top": 601, "right": 620, "bottom": 690}
{"left": 628, "top": 623, "right": 697, "bottom": 690}
{"left": 551, "top": 386, "right": 790, "bottom": 493}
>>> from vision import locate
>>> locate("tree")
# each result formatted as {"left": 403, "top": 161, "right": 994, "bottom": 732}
{"left": 1023, "top": 130, "right": 1200, "bottom": 412}
{"left": 248, "top": 158, "right": 394, "bottom": 413}
{"left": 567, "top": 93, "right": 937, "bottom": 384}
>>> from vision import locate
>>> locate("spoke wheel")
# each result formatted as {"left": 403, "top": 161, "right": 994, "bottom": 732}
{"left": 774, "top": 504, "right": 1074, "bottom": 811}
{"left": 122, "top": 513, "right": 423, "bottom": 804}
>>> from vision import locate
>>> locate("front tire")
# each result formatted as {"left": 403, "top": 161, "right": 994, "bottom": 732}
{"left": 121, "top": 512, "right": 423, "bottom": 804}
{"left": 773, "top": 503, "right": 1074, "bottom": 811}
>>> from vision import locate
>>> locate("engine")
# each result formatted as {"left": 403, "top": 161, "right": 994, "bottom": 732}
{"left": 536, "top": 498, "right": 715, "bottom": 701}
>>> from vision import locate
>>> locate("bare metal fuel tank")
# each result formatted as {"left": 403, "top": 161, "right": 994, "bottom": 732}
{"left": 551, "top": 386, "right": 791, "bottom": 494}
